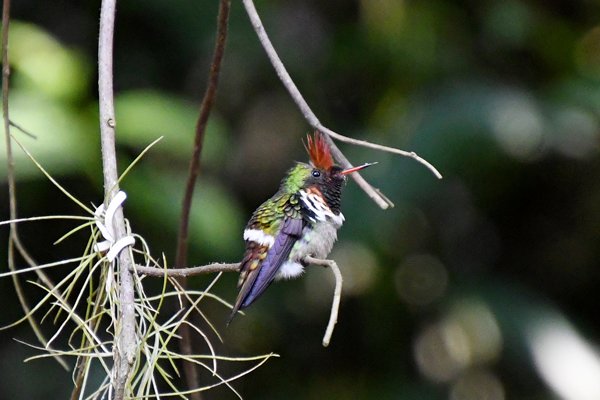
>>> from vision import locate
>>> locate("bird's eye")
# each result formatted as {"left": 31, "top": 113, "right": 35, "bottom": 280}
{"left": 312, "top": 169, "right": 321, "bottom": 178}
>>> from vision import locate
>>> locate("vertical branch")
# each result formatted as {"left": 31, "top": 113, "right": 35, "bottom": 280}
{"left": 174, "top": 0, "right": 231, "bottom": 397}
{"left": 175, "top": 0, "right": 231, "bottom": 270}
{"left": 2, "top": 0, "right": 14, "bottom": 222}
{"left": 1, "top": 0, "right": 26, "bottom": 358}
{"left": 98, "top": 1, "right": 136, "bottom": 398}
{"left": 1, "top": 0, "right": 18, "bottom": 304}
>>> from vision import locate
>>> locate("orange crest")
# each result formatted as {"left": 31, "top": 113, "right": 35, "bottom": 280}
{"left": 305, "top": 132, "right": 334, "bottom": 170}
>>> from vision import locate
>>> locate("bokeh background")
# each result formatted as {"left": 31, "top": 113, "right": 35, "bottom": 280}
{"left": 2, "top": 0, "right": 600, "bottom": 399}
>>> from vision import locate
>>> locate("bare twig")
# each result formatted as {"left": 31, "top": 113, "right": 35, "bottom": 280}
{"left": 98, "top": 1, "right": 137, "bottom": 398}
{"left": 320, "top": 127, "right": 442, "bottom": 179}
{"left": 9, "top": 119, "right": 37, "bottom": 139}
{"left": 241, "top": 0, "right": 442, "bottom": 210}
{"left": 133, "top": 263, "right": 240, "bottom": 277}
{"left": 174, "top": 1, "right": 231, "bottom": 396}
{"left": 305, "top": 256, "right": 342, "bottom": 347}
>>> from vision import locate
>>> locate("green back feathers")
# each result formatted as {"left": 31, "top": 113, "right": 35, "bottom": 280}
{"left": 281, "top": 163, "right": 311, "bottom": 193}
{"left": 247, "top": 164, "right": 309, "bottom": 233}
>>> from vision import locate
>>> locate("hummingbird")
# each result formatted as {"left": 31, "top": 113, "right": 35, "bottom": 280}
{"left": 229, "top": 132, "right": 375, "bottom": 323}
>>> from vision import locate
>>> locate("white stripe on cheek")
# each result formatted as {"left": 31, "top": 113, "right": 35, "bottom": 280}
{"left": 299, "top": 190, "right": 327, "bottom": 221}
{"left": 243, "top": 229, "right": 275, "bottom": 246}
{"left": 299, "top": 189, "right": 343, "bottom": 225}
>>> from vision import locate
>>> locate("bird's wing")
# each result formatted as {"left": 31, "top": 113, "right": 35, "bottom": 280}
{"left": 228, "top": 216, "right": 303, "bottom": 323}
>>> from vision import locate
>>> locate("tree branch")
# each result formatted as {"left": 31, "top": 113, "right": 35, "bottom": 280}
{"left": 133, "top": 263, "right": 240, "bottom": 277}
{"left": 2, "top": 0, "right": 13, "bottom": 225}
{"left": 173, "top": 1, "right": 231, "bottom": 397}
{"left": 98, "top": 1, "right": 137, "bottom": 398}
{"left": 241, "top": 0, "right": 442, "bottom": 210}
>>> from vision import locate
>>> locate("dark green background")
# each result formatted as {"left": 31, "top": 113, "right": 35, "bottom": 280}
{"left": 2, "top": 0, "right": 600, "bottom": 399}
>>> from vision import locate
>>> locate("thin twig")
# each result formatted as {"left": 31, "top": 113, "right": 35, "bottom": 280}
{"left": 133, "top": 263, "right": 240, "bottom": 277}
{"left": 9, "top": 119, "right": 37, "bottom": 139}
{"left": 320, "top": 127, "right": 442, "bottom": 179}
{"left": 98, "top": 1, "right": 137, "bottom": 398}
{"left": 174, "top": 1, "right": 231, "bottom": 397}
{"left": 241, "top": 0, "right": 442, "bottom": 210}
{"left": 305, "top": 256, "right": 342, "bottom": 347}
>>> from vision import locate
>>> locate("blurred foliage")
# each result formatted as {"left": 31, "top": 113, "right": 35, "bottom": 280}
{"left": 1, "top": 0, "right": 600, "bottom": 399}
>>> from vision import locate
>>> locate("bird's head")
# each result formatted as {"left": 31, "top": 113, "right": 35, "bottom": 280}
{"left": 282, "top": 132, "right": 375, "bottom": 197}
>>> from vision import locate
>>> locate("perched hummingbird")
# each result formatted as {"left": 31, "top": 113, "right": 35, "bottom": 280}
{"left": 229, "top": 132, "right": 375, "bottom": 323}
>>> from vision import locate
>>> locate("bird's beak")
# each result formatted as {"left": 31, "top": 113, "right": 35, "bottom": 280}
{"left": 340, "top": 162, "right": 378, "bottom": 175}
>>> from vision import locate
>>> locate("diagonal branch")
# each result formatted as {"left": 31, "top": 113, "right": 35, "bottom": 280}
{"left": 241, "top": 0, "right": 442, "bottom": 210}
{"left": 98, "top": 1, "right": 137, "bottom": 398}
{"left": 9, "top": 119, "right": 37, "bottom": 139}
